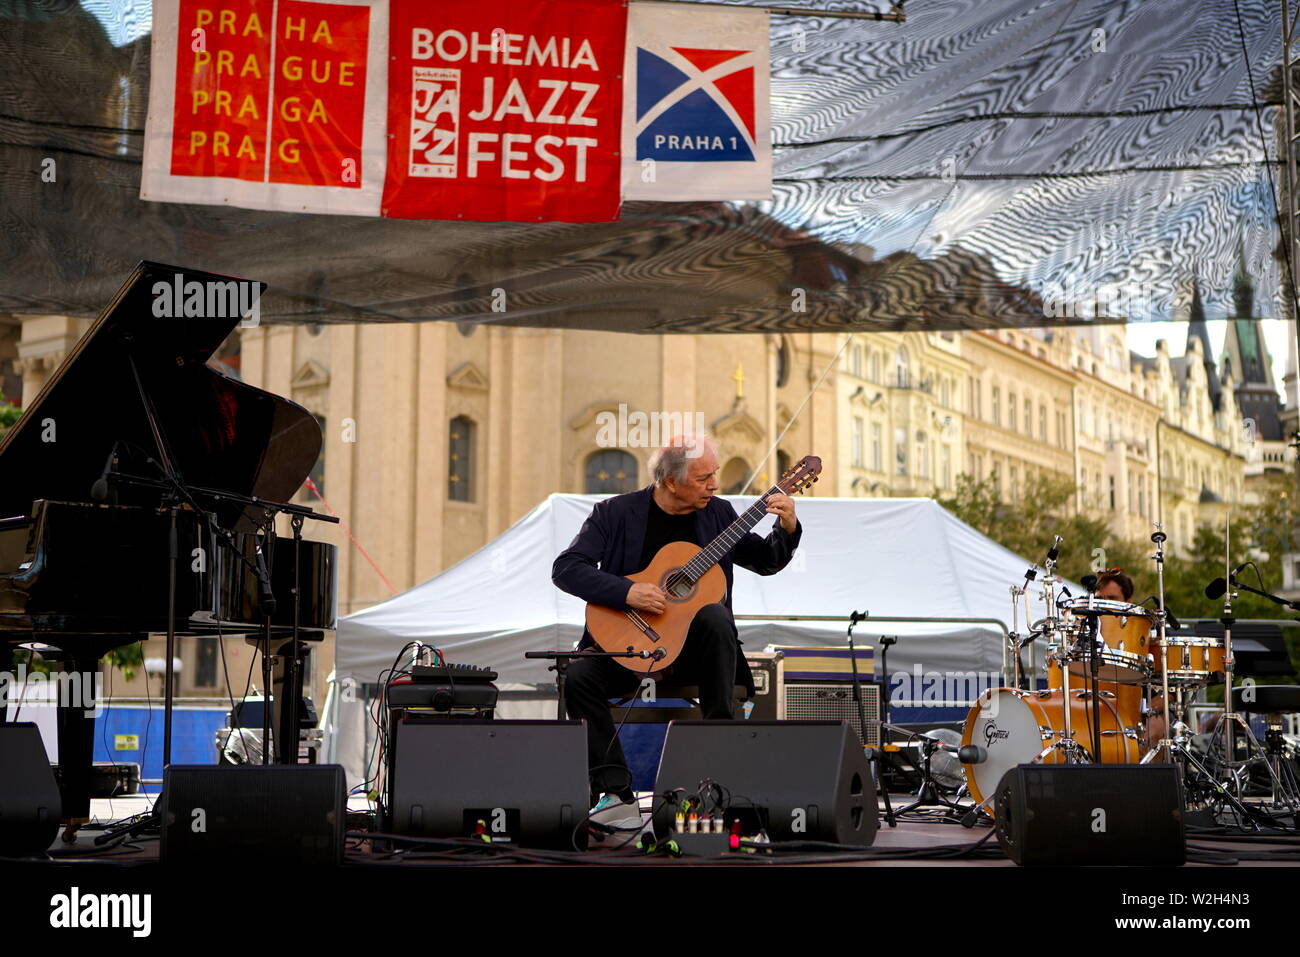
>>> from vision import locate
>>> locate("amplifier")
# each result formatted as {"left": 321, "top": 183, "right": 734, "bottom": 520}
{"left": 52, "top": 762, "right": 140, "bottom": 798}
{"left": 784, "top": 681, "right": 881, "bottom": 747}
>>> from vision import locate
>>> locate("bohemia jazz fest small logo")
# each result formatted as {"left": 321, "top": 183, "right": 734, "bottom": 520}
{"left": 634, "top": 46, "right": 758, "bottom": 162}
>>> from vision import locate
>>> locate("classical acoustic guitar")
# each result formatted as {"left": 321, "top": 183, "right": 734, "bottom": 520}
{"left": 586, "top": 455, "right": 822, "bottom": 672}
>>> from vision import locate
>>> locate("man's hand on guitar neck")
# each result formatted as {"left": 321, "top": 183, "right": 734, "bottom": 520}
{"left": 626, "top": 582, "right": 667, "bottom": 615}
{"left": 766, "top": 492, "right": 798, "bottom": 535}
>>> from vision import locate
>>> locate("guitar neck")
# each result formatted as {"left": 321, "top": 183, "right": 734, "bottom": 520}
{"left": 681, "top": 487, "right": 781, "bottom": 581}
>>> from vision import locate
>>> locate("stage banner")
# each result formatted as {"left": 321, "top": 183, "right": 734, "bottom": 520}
{"left": 141, "top": 0, "right": 390, "bottom": 215}
{"left": 621, "top": 1, "right": 770, "bottom": 201}
{"left": 381, "top": 0, "right": 627, "bottom": 222}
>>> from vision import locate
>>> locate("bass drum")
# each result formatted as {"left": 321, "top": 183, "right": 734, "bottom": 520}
{"left": 961, "top": 687, "right": 1143, "bottom": 808}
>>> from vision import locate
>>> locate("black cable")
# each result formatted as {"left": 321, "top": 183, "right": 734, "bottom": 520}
{"left": 774, "top": 103, "right": 1285, "bottom": 150}
{"left": 774, "top": 160, "right": 1280, "bottom": 184}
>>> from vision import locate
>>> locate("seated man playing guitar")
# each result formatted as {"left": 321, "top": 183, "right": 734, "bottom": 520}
{"left": 552, "top": 435, "right": 804, "bottom": 829}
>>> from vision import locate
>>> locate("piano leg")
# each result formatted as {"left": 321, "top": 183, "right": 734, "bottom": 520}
{"left": 55, "top": 653, "right": 99, "bottom": 841}
{"left": 272, "top": 639, "right": 308, "bottom": 765}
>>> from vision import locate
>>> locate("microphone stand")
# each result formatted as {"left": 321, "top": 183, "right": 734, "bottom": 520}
{"left": 846, "top": 611, "right": 895, "bottom": 827}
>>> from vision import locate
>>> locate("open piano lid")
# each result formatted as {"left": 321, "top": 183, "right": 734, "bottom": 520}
{"left": 0, "top": 262, "right": 321, "bottom": 530}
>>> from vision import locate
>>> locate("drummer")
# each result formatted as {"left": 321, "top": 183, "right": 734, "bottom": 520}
{"left": 1095, "top": 569, "right": 1164, "bottom": 749}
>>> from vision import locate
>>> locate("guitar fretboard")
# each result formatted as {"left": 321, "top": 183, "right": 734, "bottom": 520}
{"left": 680, "top": 486, "right": 782, "bottom": 582}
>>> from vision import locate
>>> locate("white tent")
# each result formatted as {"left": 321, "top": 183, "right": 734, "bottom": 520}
{"left": 328, "top": 495, "right": 1070, "bottom": 786}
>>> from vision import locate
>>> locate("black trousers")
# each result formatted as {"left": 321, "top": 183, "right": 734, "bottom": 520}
{"left": 565, "top": 603, "right": 739, "bottom": 802}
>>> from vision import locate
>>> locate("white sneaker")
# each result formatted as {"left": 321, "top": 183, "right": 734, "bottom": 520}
{"left": 589, "top": 794, "right": 643, "bottom": 830}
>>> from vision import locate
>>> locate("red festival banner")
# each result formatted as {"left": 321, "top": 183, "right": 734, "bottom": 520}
{"left": 381, "top": 0, "right": 627, "bottom": 222}
{"left": 143, "top": 0, "right": 390, "bottom": 215}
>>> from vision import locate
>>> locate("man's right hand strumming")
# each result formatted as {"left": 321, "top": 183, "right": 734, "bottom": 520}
{"left": 626, "top": 582, "right": 667, "bottom": 615}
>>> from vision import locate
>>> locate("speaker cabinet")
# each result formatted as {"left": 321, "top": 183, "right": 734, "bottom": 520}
{"left": 995, "top": 764, "right": 1185, "bottom": 866}
{"left": 651, "top": 720, "right": 877, "bottom": 846}
{"left": 0, "top": 723, "right": 61, "bottom": 855}
{"left": 784, "top": 682, "right": 881, "bottom": 747}
{"left": 160, "top": 764, "right": 346, "bottom": 865}
{"left": 387, "top": 720, "right": 590, "bottom": 850}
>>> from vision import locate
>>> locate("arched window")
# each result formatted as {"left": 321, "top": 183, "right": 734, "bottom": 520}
{"left": 850, "top": 344, "right": 863, "bottom": 378}
{"left": 721, "top": 457, "right": 752, "bottom": 494}
{"left": 775, "top": 338, "right": 790, "bottom": 388}
{"left": 776, "top": 450, "right": 792, "bottom": 480}
{"left": 869, "top": 351, "right": 881, "bottom": 383}
{"left": 448, "top": 416, "right": 475, "bottom": 501}
{"left": 585, "top": 449, "right": 638, "bottom": 494}
{"left": 895, "top": 347, "right": 910, "bottom": 388}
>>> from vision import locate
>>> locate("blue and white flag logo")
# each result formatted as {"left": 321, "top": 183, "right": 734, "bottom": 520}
{"left": 635, "top": 46, "right": 757, "bottom": 162}
{"left": 622, "top": 2, "right": 770, "bottom": 201}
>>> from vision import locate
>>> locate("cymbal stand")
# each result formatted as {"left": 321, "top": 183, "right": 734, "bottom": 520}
{"left": 1037, "top": 542, "right": 1089, "bottom": 764}
{"left": 1139, "top": 525, "right": 1255, "bottom": 821}
{"left": 1007, "top": 585, "right": 1024, "bottom": 690}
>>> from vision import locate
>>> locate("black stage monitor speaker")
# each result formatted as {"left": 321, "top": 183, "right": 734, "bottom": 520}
{"left": 651, "top": 720, "right": 877, "bottom": 846}
{"left": 388, "top": 719, "right": 590, "bottom": 850}
{"left": 995, "top": 764, "right": 1185, "bottom": 866}
{"left": 0, "top": 723, "right": 61, "bottom": 855}
{"left": 160, "top": 764, "right": 346, "bottom": 865}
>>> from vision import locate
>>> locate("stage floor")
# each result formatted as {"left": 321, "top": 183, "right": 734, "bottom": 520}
{"left": 26, "top": 793, "right": 1300, "bottom": 867}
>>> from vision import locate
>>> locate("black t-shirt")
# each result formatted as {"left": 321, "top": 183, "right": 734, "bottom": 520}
{"left": 638, "top": 496, "right": 698, "bottom": 568}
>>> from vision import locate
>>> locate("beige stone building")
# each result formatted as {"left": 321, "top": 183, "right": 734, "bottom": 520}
{"left": 834, "top": 329, "right": 965, "bottom": 498}
{"left": 1062, "top": 326, "right": 1162, "bottom": 543}
{"left": 963, "top": 328, "right": 1076, "bottom": 502}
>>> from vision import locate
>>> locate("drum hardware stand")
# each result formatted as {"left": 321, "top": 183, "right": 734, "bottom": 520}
{"left": 1139, "top": 525, "right": 1257, "bottom": 823}
{"left": 1073, "top": 578, "right": 1105, "bottom": 765}
{"left": 1035, "top": 539, "right": 1093, "bottom": 764}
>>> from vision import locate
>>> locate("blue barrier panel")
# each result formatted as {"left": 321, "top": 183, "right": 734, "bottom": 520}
{"left": 92, "top": 707, "right": 228, "bottom": 792}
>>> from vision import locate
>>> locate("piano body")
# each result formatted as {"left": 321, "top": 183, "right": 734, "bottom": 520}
{"left": 0, "top": 262, "right": 338, "bottom": 829}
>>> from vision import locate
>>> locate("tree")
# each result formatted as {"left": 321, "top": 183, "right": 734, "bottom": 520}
{"left": 0, "top": 388, "right": 20, "bottom": 430}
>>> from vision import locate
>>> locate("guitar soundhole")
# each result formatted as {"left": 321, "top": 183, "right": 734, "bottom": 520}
{"left": 663, "top": 570, "right": 695, "bottom": 599}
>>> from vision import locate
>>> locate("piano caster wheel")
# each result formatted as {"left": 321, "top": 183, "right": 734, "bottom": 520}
{"left": 61, "top": 818, "right": 88, "bottom": 844}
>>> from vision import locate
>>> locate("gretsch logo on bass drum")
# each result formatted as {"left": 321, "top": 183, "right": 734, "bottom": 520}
{"left": 984, "top": 722, "right": 1010, "bottom": 747}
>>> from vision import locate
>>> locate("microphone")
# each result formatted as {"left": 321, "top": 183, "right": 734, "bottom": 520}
{"left": 1080, "top": 573, "right": 1098, "bottom": 593}
{"left": 934, "top": 741, "right": 986, "bottom": 763}
{"left": 1205, "top": 578, "right": 1227, "bottom": 600}
{"left": 849, "top": 610, "right": 867, "bottom": 624}
{"left": 90, "top": 441, "right": 120, "bottom": 502}
{"left": 253, "top": 541, "right": 277, "bottom": 616}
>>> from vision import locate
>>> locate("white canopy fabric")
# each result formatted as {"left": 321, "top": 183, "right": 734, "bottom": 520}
{"left": 336, "top": 494, "right": 1069, "bottom": 683}
{"left": 328, "top": 494, "right": 1075, "bottom": 788}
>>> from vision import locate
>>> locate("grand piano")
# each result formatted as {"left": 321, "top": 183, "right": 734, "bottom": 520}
{"left": 0, "top": 262, "right": 338, "bottom": 832}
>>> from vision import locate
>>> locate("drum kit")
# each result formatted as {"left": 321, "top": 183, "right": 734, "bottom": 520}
{"left": 956, "top": 523, "right": 1294, "bottom": 822}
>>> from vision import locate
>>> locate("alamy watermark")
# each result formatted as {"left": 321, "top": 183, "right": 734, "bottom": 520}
{"left": 888, "top": 665, "right": 1003, "bottom": 706}
{"left": 594, "top": 403, "right": 707, "bottom": 452}
{"left": 152, "top": 272, "right": 261, "bottom": 327}
{"left": 1040, "top": 281, "right": 1157, "bottom": 320}
{"left": 0, "top": 665, "right": 100, "bottom": 717}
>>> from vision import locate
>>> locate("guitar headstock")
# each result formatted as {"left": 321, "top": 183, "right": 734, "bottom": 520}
{"left": 777, "top": 455, "right": 822, "bottom": 496}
